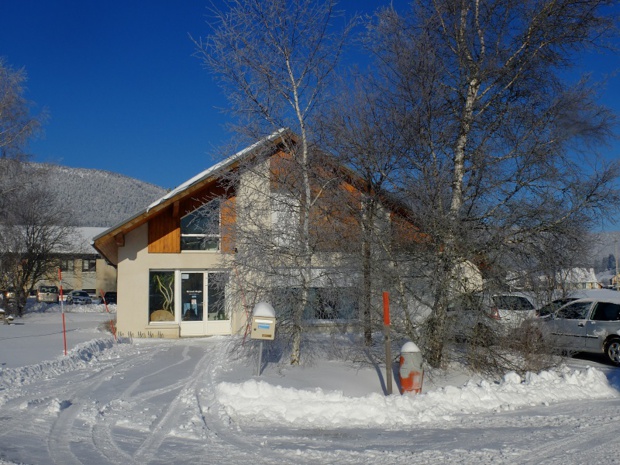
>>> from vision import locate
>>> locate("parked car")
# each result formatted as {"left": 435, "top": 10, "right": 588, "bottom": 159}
{"left": 37, "top": 285, "right": 59, "bottom": 304}
{"left": 537, "top": 289, "right": 620, "bottom": 317}
{"left": 103, "top": 291, "right": 117, "bottom": 305}
{"left": 539, "top": 294, "right": 620, "bottom": 365}
{"left": 66, "top": 290, "right": 93, "bottom": 305}
{"left": 447, "top": 291, "right": 540, "bottom": 345}
{"left": 486, "top": 292, "right": 539, "bottom": 327}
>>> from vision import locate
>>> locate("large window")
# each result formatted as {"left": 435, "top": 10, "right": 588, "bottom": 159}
{"left": 149, "top": 271, "right": 175, "bottom": 322}
{"left": 207, "top": 272, "right": 228, "bottom": 320}
{"left": 181, "top": 200, "right": 220, "bottom": 251}
{"left": 272, "top": 287, "right": 358, "bottom": 320}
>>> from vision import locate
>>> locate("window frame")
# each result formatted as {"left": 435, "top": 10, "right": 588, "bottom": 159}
{"left": 149, "top": 270, "right": 176, "bottom": 323}
{"left": 60, "top": 258, "right": 75, "bottom": 273}
{"left": 180, "top": 200, "right": 221, "bottom": 252}
{"left": 81, "top": 258, "right": 96, "bottom": 272}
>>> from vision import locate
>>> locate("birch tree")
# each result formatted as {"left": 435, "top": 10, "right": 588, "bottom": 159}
{"left": 196, "top": 0, "right": 355, "bottom": 364}
{"left": 366, "top": 0, "right": 619, "bottom": 367}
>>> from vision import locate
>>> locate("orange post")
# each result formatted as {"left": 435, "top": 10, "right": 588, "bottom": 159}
{"left": 100, "top": 289, "right": 110, "bottom": 313}
{"left": 383, "top": 292, "right": 390, "bottom": 325}
{"left": 383, "top": 291, "right": 392, "bottom": 395}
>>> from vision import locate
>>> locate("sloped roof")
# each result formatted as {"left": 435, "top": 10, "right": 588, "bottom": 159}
{"left": 146, "top": 128, "right": 289, "bottom": 213}
{"left": 92, "top": 129, "right": 290, "bottom": 265}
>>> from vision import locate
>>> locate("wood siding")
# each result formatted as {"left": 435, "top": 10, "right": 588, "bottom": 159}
{"left": 148, "top": 207, "right": 180, "bottom": 253}
{"left": 221, "top": 196, "right": 236, "bottom": 254}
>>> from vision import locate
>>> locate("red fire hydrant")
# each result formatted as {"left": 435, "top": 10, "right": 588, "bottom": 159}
{"left": 399, "top": 341, "right": 424, "bottom": 395}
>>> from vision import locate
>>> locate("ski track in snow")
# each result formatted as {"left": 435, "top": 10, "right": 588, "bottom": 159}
{"left": 1, "top": 335, "right": 620, "bottom": 464}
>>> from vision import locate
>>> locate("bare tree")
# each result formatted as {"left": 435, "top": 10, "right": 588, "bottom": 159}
{"left": 363, "top": 0, "right": 620, "bottom": 367}
{"left": 195, "top": 0, "right": 356, "bottom": 364}
{"left": 0, "top": 59, "right": 69, "bottom": 315}
{"left": 0, "top": 57, "right": 43, "bottom": 161}
{"left": 319, "top": 77, "right": 423, "bottom": 347}
{"left": 0, "top": 58, "right": 44, "bottom": 219}
{"left": 0, "top": 166, "right": 74, "bottom": 315}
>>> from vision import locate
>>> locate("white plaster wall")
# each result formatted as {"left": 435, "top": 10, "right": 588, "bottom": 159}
{"left": 116, "top": 223, "right": 238, "bottom": 338}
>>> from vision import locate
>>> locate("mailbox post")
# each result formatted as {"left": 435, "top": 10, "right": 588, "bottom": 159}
{"left": 251, "top": 302, "right": 276, "bottom": 376}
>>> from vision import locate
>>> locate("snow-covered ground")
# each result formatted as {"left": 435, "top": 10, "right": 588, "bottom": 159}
{"left": 1, "top": 302, "right": 620, "bottom": 464}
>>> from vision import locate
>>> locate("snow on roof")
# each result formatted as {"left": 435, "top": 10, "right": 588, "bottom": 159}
{"left": 559, "top": 267, "right": 598, "bottom": 283}
{"left": 63, "top": 227, "right": 109, "bottom": 254}
{"left": 147, "top": 128, "right": 289, "bottom": 212}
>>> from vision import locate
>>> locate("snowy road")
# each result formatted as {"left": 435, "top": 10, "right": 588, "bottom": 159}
{"left": 1, "top": 334, "right": 620, "bottom": 464}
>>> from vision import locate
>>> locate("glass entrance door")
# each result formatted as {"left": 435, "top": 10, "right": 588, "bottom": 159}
{"left": 181, "top": 273, "right": 204, "bottom": 321}
{"left": 180, "top": 273, "right": 204, "bottom": 336}
{"left": 179, "top": 271, "right": 231, "bottom": 336}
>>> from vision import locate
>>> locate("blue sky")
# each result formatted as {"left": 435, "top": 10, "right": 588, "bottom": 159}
{"left": 0, "top": 0, "right": 396, "bottom": 189}
{"left": 0, "top": 0, "right": 618, "bottom": 193}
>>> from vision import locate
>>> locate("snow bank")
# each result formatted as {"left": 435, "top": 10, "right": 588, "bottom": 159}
{"left": 0, "top": 337, "right": 120, "bottom": 396}
{"left": 27, "top": 301, "right": 116, "bottom": 314}
{"left": 217, "top": 367, "right": 618, "bottom": 429}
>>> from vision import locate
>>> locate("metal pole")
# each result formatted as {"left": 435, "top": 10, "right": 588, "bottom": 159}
{"left": 256, "top": 340, "right": 264, "bottom": 376}
{"left": 58, "top": 268, "right": 67, "bottom": 356}
{"left": 615, "top": 239, "right": 619, "bottom": 290}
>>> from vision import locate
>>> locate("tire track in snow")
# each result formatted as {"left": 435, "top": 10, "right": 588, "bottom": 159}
{"left": 84, "top": 343, "right": 201, "bottom": 464}
{"left": 509, "top": 404, "right": 620, "bottom": 465}
{"left": 45, "top": 343, "right": 176, "bottom": 465}
{"left": 131, "top": 345, "right": 212, "bottom": 463}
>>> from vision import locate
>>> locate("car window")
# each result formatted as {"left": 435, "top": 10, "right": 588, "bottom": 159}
{"left": 538, "top": 298, "right": 576, "bottom": 317}
{"left": 556, "top": 301, "right": 592, "bottom": 320}
{"left": 591, "top": 302, "right": 620, "bottom": 321}
{"left": 492, "top": 296, "right": 534, "bottom": 310}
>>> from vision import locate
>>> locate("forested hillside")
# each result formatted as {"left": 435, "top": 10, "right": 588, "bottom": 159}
{"left": 30, "top": 163, "right": 168, "bottom": 227}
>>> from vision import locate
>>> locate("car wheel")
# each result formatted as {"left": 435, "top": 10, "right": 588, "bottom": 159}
{"left": 605, "top": 338, "right": 620, "bottom": 366}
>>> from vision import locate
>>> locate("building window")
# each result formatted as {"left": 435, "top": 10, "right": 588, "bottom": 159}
{"left": 60, "top": 259, "right": 74, "bottom": 272}
{"left": 82, "top": 258, "right": 96, "bottom": 272}
{"left": 207, "top": 272, "right": 228, "bottom": 320}
{"left": 181, "top": 200, "right": 220, "bottom": 251}
{"left": 272, "top": 287, "right": 358, "bottom": 320}
{"left": 149, "top": 271, "right": 175, "bottom": 322}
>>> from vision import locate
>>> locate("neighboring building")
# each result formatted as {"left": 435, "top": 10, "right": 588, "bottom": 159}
{"left": 93, "top": 131, "right": 415, "bottom": 338}
{"left": 596, "top": 269, "right": 618, "bottom": 289}
{"left": 37, "top": 227, "right": 117, "bottom": 297}
{"left": 554, "top": 268, "right": 601, "bottom": 290}
{"left": 509, "top": 267, "right": 602, "bottom": 292}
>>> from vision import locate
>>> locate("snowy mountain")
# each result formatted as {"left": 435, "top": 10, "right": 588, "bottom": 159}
{"left": 30, "top": 163, "right": 168, "bottom": 227}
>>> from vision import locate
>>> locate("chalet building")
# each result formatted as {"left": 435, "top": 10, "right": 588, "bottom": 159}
{"left": 93, "top": 130, "right": 413, "bottom": 338}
